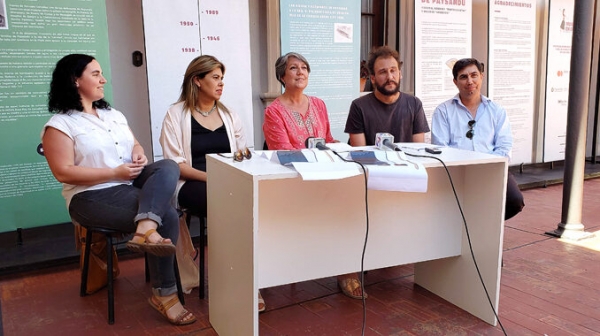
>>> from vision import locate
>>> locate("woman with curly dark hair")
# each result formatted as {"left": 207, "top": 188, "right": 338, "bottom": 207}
{"left": 42, "top": 54, "right": 195, "bottom": 325}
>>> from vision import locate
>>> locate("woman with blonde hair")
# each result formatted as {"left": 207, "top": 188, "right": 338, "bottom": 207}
{"left": 160, "top": 54, "right": 246, "bottom": 219}
{"left": 160, "top": 55, "right": 267, "bottom": 311}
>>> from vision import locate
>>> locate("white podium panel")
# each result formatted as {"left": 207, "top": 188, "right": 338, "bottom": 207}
{"left": 207, "top": 146, "right": 507, "bottom": 335}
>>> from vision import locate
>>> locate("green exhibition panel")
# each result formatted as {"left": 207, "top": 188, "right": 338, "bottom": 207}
{"left": 0, "top": 0, "right": 112, "bottom": 232}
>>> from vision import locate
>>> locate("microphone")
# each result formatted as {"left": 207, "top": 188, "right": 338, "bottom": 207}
{"left": 305, "top": 137, "right": 331, "bottom": 150}
{"left": 375, "top": 132, "right": 401, "bottom": 151}
{"left": 383, "top": 138, "right": 402, "bottom": 151}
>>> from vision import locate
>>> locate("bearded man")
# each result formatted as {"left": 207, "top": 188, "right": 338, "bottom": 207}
{"left": 345, "top": 46, "right": 429, "bottom": 146}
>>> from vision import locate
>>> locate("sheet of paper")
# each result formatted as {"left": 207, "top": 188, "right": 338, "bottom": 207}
{"left": 256, "top": 148, "right": 428, "bottom": 191}
{"left": 366, "top": 164, "right": 428, "bottom": 192}
{"left": 292, "top": 162, "right": 362, "bottom": 180}
{"left": 344, "top": 150, "right": 428, "bottom": 192}
{"left": 326, "top": 142, "right": 354, "bottom": 152}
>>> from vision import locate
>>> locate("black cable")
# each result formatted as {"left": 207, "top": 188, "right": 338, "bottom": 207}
{"left": 331, "top": 151, "right": 369, "bottom": 336}
{"left": 405, "top": 151, "right": 508, "bottom": 336}
{"left": 331, "top": 148, "right": 506, "bottom": 334}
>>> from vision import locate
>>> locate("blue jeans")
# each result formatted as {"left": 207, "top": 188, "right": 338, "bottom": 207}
{"left": 69, "top": 159, "right": 180, "bottom": 295}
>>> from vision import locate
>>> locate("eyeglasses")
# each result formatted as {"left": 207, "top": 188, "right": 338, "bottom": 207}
{"left": 233, "top": 147, "right": 252, "bottom": 162}
{"left": 466, "top": 120, "right": 476, "bottom": 140}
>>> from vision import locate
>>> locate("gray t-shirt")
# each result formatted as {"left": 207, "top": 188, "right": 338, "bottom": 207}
{"left": 344, "top": 92, "right": 430, "bottom": 145}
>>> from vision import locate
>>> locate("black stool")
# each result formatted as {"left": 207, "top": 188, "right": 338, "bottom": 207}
{"left": 80, "top": 226, "right": 184, "bottom": 324}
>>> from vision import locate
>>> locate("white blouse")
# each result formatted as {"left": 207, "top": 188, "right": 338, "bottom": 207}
{"left": 41, "top": 108, "right": 135, "bottom": 206}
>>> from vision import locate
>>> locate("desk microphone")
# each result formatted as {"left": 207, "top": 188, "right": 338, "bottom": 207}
{"left": 305, "top": 137, "right": 331, "bottom": 151}
{"left": 305, "top": 137, "right": 350, "bottom": 164}
{"left": 375, "top": 132, "right": 401, "bottom": 151}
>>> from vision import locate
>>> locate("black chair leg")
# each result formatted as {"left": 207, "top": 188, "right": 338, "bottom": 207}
{"left": 80, "top": 229, "right": 93, "bottom": 297}
{"left": 199, "top": 217, "right": 206, "bottom": 299}
{"left": 185, "top": 211, "right": 192, "bottom": 228}
{"left": 174, "top": 258, "right": 185, "bottom": 305}
{"left": 144, "top": 253, "right": 150, "bottom": 282}
{"left": 106, "top": 234, "right": 115, "bottom": 325}
{"left": 78, "top": 226, "right": 185, "bottom": 325}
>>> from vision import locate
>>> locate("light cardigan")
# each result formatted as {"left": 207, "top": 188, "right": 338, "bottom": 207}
{"left": 159, "top": 101, "right": 247, "bottom": 200}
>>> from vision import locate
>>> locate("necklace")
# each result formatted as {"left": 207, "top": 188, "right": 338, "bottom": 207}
{"left": 194, "top": 102, "right": 217, "bottom": 117}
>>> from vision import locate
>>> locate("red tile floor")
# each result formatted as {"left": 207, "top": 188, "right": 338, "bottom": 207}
{"left": 3, "top": 178, "right": 600, "bottom": 335}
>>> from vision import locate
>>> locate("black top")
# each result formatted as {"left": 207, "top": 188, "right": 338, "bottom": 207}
{"left": 344, "top": 92, "right": 430, "bottom": 145}
{"left": 190, "top": 117, "right": 230, "bottom": 171}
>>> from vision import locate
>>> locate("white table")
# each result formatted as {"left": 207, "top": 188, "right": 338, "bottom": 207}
{"left": 206, "top": 146, "right": 507, "bottom": 335}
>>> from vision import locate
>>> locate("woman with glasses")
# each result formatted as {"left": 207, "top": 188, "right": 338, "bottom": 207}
{"left": 262, "top": 53, "right": 368, "bottom": 301}
{"left": 262, "top": 52, "right": 335, "bottom": 150}
{"left": 42, "top": 54, "right": 195, "bottom": 325}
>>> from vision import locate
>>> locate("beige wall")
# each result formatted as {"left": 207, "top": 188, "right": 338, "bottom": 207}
{"left": 105, "top": 0, "right": 152, "bottom": 157}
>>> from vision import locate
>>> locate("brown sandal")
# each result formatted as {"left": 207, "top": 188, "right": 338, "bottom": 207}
{"left": 338, "top": 277, "right": 368, "bottom": 300}
{"left": 126, "top": 228, "right": 176, "bottom": 256}
{"left": 148, "top": 295, "right": 197, "bottom": 325}
{"left": 258, "top": 291, "right": 266, "bottom": 313}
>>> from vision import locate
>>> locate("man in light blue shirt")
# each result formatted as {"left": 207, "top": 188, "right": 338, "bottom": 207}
{"left": 432, "top": 58, "right": 524, "bottom": 220}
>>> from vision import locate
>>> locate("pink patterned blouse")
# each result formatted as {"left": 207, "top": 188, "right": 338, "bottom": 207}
{"left": 263, "top": 96, "right": 335, "bottom": 150}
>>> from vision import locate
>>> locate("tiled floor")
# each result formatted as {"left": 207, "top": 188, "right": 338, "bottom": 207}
{"left": 2, "top": 178, "right": 600, "bottom": 335}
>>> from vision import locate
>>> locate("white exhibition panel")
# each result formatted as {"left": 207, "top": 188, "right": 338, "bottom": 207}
{"left": 142, "top": 0, "right": 253, "bottom": 160}
{"left": 488, "top": 0, "right": 536, "bottom": 165}
{"left": 414, "top": 0, "right": 472, "bottom": 144}
{"left": 198, "top": 0, "right": 253, "bottom": 148}
{"left": 142, "top": 0, "right": 200, "bottom": 159}
{"left": 206, "top": 146, "right": 507, "bottom": 335}
{"left": 543, "top": 0, "right": 574, "bottom": 162}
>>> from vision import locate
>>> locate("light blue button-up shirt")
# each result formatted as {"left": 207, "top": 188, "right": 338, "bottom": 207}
{"left": 431, "top": 94, "right": 512, "bottom": 159}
